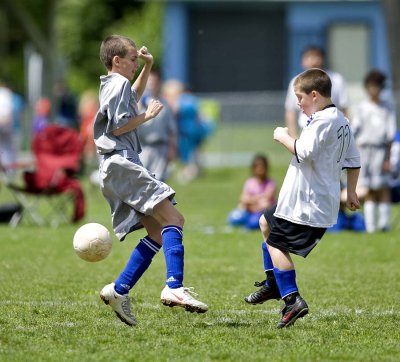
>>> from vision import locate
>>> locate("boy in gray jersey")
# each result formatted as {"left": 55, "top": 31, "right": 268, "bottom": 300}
{"left": 245, "top": 68, "right": 361, "bottom": 328}
{"left": 94, "top": 35, "right": 208, "bottom": 326}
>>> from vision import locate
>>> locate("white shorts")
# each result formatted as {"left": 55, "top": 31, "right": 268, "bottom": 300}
{"left": 359, "top": 146, "right": 390, "bottom": 190}
{"left": 99, "top": 150, "right": 175, "bottom": 241}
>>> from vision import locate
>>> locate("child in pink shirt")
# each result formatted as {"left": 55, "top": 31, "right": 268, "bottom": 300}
{"left": 228, "top": 154, "right": 277, "bottom": 230}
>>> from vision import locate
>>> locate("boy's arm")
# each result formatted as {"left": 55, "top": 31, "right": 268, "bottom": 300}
{"left": 132, "top": 46, "right": 153, "bottom": 99}
{"left": 285, "top": 110, "right": 299, "bottom": 138}
{"left": 113, "top": 99, "right": 163, "bottom": 136}
{"left": 346, "top": 168, "right": 361, "bottom": 211}
{"left": 273, "top": 127, "right": 295, "bottom": 154}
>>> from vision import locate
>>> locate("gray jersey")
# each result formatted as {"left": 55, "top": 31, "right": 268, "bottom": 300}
{"left": 94, "top": 73, "right": 142, "bottom": 154}
{"left": 138, "top": 97, "right": 177, "bottom": 145}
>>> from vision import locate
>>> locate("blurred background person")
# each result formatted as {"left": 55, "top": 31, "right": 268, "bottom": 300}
{"left": 227, "top": 154, "right": 277, "bottom": 230}
{"left": 285, "top": 45, "right": 349, "bottom": 138}
{"left": 54, "top": 79, "right": 78, "bottom": 130}
{"left": 0, "top": 80, "right": 16, "bottom": 169}
{"left": 138, "top": 70, "right": 177, "bottom": 182}
{"left": 351, "top": 69, "right": 397, "bottom": 233}
{"left": 162, "top": 79, "right": 214, "bottom": 183}
{"left": 78, "top": 90, "right": 99, "bottom": 182}
{"left": 32, "top": 97, "right": 51, "bottom": 134}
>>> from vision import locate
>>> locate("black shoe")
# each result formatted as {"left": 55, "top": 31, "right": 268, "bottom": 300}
{"left": 277, "top": 295, "right": 308, "bottom": 328}
{"left": 244, "top": 280, "right": 281, "bottom": 305}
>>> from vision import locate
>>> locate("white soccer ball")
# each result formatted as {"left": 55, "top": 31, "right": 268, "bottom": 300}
{"left": 73, "top": 223, "right": 112, "bottom": 262}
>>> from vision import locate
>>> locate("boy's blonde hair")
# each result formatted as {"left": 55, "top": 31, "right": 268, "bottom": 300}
{"left": 294, "top": 68, "right": 331, "bottom": 98}
{"left": 100, "top": 35, "right": 136, "bottom": 70}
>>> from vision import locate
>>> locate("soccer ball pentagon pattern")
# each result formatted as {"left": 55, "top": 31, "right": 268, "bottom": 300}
{"left": 73, "top": 223, "right": 112, "bottom": 262}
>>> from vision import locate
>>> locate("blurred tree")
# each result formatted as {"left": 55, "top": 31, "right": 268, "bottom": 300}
{"left": 0, "top": 0, "right": 164, "bottom": 98}
{"left": 382, "top": 0, "right": 400, "bottom": 94}
{"left": 1, "top": 0, "right": 56, "bottom": 96}
{"left": 57, "top": 0, "right": 163, "bottom": 93}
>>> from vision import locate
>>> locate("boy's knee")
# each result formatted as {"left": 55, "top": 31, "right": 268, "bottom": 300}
{"left": 259, "top": 214, "right": 270, "bottom": 234}
{"left": 168, "top": 210, "right": 185, "bottom": 227}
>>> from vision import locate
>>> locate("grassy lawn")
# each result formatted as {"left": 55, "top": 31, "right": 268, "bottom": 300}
{"left": 0, "top": 123, "right": 399, "bottom": 361}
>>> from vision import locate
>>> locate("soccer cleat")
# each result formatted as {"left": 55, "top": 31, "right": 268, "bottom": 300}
{"left": 244, "top": 280, "right": 281, "bottom": 305}
{"left": 277, "top": 295, "right": 309, "bottom": 328}
{"left": 160, "top": 285, "right": 208, "bottom": 313}
{"left": 100, "top": 283, "right": 137, "bottom": 326}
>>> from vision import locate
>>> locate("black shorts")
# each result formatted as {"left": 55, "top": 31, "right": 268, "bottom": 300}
{"left": 264, "top": 205, "right": 327, "bottom": 258}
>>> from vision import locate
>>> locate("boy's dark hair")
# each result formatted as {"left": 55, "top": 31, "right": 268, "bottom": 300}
{"left": 294, "top": 68, "right": 332, "bottom": 98}
{"left": 100, "top": 35, "right": 136, "bottom": 70}
{"left": 364, "top": 69, "right": 386, "bottom": 89}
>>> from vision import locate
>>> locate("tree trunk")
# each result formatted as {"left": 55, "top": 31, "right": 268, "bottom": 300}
{"left": 382, "top": 0, "right": 400, "bottom": 115}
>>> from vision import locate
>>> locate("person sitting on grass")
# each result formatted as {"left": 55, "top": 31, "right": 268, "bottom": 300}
{"left": 228, "top": 154, "right": 276, "bottom": 230}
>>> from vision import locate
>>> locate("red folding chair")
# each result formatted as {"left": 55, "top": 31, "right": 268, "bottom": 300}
{"left": 6, "top": 125, "right": 85, "bottom": 226}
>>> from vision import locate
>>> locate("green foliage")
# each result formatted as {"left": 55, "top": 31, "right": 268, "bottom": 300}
{"left": 108, "top": 2, "right": 164, "bottom": 70}
{"left": 56, "top": 0, "right": 164, "bottom": 93}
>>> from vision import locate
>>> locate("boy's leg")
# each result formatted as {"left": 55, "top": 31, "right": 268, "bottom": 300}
{"left": 268, "top": 245, "right": 308, "bottom": 328}
{"left": 378, "top": 188, "right": 391, "bottom": 231}
{"left": 100, "top": 216, "right": 163, "bottom": 326}
{"left": 245, "top": 215, "right": 280, "bottom": 304}
{"left": 152, "top": 199, "right": 208, "bottom": 313}
{"left": 364, "top": 200, "right": 377, "bottom": 233}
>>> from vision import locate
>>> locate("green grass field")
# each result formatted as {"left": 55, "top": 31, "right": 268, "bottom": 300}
{"left": 1, "top": 124, "right": 399, "bottom": 361}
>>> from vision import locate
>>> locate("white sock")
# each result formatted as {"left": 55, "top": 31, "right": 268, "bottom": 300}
{"left": 364, "top": 201, "right": 377, "bottom": 233}
{"left": 378, "top": 202, "right": 391, "bottom": 230}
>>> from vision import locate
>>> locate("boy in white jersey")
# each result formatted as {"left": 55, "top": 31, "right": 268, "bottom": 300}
{"left": 351, "top": 69, "right": 396, "bottom": 232}
{"left": 244, "top": 68, "right": 361, "bottom": 328}
{"left": 94, "top": 35, "right": 208, "bottom": 326}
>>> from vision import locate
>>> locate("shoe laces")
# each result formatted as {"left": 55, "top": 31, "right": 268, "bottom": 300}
{"left": 120, "top": 295, "right": 133, "bottom": 316}
{"left": 182, "top": 287, "right": 198, "bottom": 298}
{"left": 254, "top": 280, "right": 267, "bottom": 287}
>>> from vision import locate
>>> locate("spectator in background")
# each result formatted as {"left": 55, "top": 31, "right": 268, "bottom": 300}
{"left": 285, "top": 46, "right": 349, "bottom": 138}
{"left": 351, "top": 69, "right": 397, "bottom": 233}
{"left": 228, "top": 154, "right": 277, "bottom": 230}
{"left": 162, "top": 79, "right": 214, "bottom": 183}
{"left": 0, "top": 80, "right": 15, "bottom": 168}
{"left": 54, "top": 79, "right": 78, "bottom": 129}
{"left": 138, "top": 70, "right": 177, "bottom": 181}
{"left": 78, "top": 90, "right": 99, "bottom": 182}
{"left": 32, "top": 98, "right": 51, "bottom": 134}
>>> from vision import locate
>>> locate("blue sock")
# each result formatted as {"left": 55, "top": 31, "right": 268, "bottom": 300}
{"left": 262, "top": 241, "right": 274, "bottom": 272}
{"left": 262, "top": 242, "right": 275, "bottom": 288}
{"left": 273, "top": 268, "right": 298, "bottom": 299}
{"left": 114, "top": 236, "right": 160, "bottom": 295}
{"left": 162, "top": 225, "right": 184, "bottom": 289}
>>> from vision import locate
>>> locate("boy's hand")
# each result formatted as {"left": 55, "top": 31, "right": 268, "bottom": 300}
{"left": 346, "top": 190, "right": 360, "bottom": 211}
{"left": 273, "top": 126, "right": 295, "bottom": 154}
{"left": 138, "top": 46, "right": 153, "bottom": 64}
{"left": 144, "top": 98, "right": 163, "bottom": 121}
{"left": 273, "top": 127, "right": 289, "bottom": 143}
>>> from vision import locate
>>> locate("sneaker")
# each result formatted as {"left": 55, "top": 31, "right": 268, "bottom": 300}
{"left": 100, "top": 283, "right": 137, "bottom": 326}
{"left": 277, "top": 295, "right": 308, "bottom": 328}
{"left": 244, "top": 280, "right": 281, "bottom": 305}
{"left": 160, "top": 285, "right": 208, "bottom": 313}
